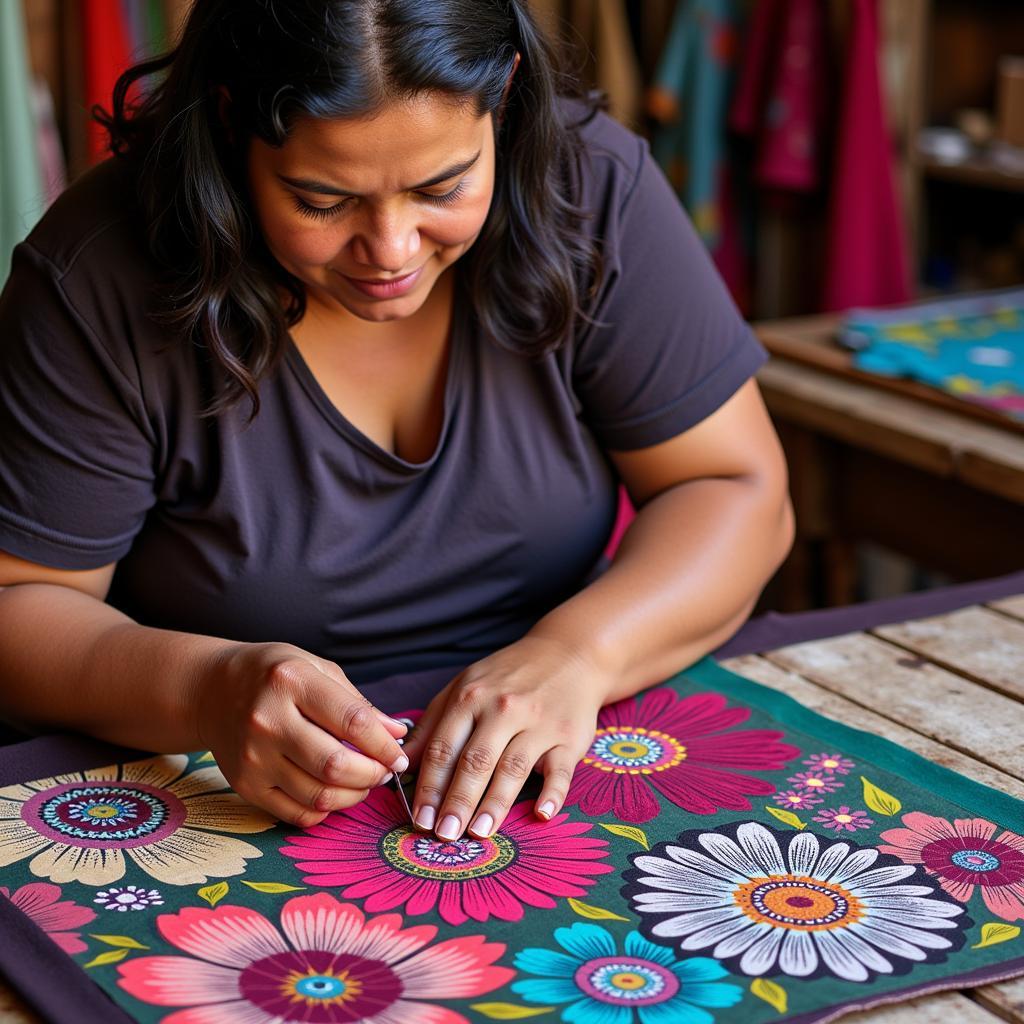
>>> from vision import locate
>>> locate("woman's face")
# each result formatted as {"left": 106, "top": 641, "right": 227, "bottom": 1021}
{"left": 247, "top": 91, "right": 496, "bottom": 323}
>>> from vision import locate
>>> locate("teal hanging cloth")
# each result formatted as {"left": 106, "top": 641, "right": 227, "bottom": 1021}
{"left": 0, "top": 0, "right": 45, "bottom": 285}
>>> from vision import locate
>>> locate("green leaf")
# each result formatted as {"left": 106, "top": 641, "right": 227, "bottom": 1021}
{"left": 972, "top": 922, "right": 1021, "bottom": 949}
{"left": 765, "top": 805, "right": 806, "bottom": 830}
{"left": 83, "top": 948, "right": 130, "bottom": 969}
{"left": 567, "top": 897, "right": 629, "bottom": 922}
{"left": 599, "top": 823, "right": 650, "bottom": 849}
{"left": 860, "top": 776, "right": 901, "bottom": 816}
{"left": 198, "top": 881, "right": 229, "bottom": 907}
{"left": 241, "top": 881, "right": 306, "bottom": 894}
{"left": 469, "top": 1003, "right": 554, "bottom": 1019}
{"left": 751, "top": 977, "right": 788, "bottom": 1014}
{"left": 89, "top": 935, "right": 149, "bottom": 950}
{"left": 196, "top": 751, "right": 216, "bottom": 763}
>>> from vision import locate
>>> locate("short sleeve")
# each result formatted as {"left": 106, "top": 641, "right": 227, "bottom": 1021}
{"left": 572, "top": 137, "right": 769, "bottom": 450}
{"left": 0, "top": 242, "right": 157, "bottom": 569}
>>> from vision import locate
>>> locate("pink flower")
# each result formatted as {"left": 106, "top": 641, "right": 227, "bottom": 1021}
{"left": 803, "top": 752, "right": 855, "bottom": 775}
{"left": 814, "top": 806, "right": 874, "bottom": 832}
{"left": 117, "top": 894, "right": 513, "bottom": 1023}
{"left": 773, "top": 789, "right": 824, "bottom": 811}
{"left": 564, "top": 688, "right": 801, "bottom": 824}
{"left": 281, "top": 789, "right": 614, "bottom": 926}
{"left": 787, "top": 770, "right": 844, "bottom": 794}
{"left": 1, "top": 882, "right": 96, "bottom": 954}
{"left": 879, "top": 812, "right": 1024, "bottom": 922}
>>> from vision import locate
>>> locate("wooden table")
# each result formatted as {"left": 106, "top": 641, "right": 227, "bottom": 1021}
{"left": 753, "top": 313, "right": 1024, "bottom": 610}
{"left": 2, "top": 585, "right": 1024, "bottom": 1023}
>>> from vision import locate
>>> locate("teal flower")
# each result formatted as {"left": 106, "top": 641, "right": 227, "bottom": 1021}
{"left": 512, "top": 922, "right": 742, "bottom": 1024}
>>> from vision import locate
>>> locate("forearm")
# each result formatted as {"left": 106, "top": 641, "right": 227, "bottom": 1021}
{"left": 0, "top": 583, "right": 224, "bottom": 751}
{"left": 528, "top": 475, "right": 794, "bottom": 702}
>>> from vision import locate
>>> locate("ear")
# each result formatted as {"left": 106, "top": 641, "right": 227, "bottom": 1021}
{"left": 497, "top": 51, "right": 522, "bottom": 126}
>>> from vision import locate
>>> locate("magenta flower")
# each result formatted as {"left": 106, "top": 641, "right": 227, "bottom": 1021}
{"left": 280, "top": 789, "right": 614, "bottom": 926}
{"left": 814, "top": 806, "right": 875, "bottom": 832}
{"left": 1, "top": 882, "right": 96, "bottom": 954}
{"left": 564, "top": 688, "right": 801, "bottom": 824}
{"left": 118, "top": 894, "right": 513, "bottom": 1023}
{"left": 773, "top": 789, "right": 824, "bottom": 811}
{"left": 803, "top": 752, "right": 855, "bottom": 775}
{"left": 879, "top": 812, "right": 1024, "bottom": 922}
{"left": 787, "top": 770, "right": 844, "bottom": 795}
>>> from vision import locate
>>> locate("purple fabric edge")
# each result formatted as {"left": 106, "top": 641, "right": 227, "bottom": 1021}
{"left": 712, "top": 568, "right": 1024, "bottom": 658}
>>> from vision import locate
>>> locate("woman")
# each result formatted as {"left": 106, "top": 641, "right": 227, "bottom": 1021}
{"left": 0, "top": 0, "right": 793, "bottom": 845}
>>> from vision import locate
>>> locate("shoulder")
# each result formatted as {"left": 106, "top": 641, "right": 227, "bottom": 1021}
{"left": 557, "top": 96, "right": 648, "bottom": 223}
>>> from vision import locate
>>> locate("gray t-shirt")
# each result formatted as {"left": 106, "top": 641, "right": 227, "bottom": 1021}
{"left": 0, "top": 108, "right": 768, "bottom": 684}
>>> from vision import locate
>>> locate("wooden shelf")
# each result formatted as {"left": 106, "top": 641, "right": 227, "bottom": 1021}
{"left": 919, "top": 152, "right": 1024, "bottom": 192}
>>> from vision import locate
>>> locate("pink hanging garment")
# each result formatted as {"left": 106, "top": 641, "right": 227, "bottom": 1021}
{"left": 822, "top": 0, "right": 912, "bottom": 311}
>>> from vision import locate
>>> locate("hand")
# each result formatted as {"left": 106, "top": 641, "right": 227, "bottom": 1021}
{"left": 399, "top": 634, "right": 611, "bottom": 841}
{"left": 193, "top": 641, "right": 408, "bottom": 827}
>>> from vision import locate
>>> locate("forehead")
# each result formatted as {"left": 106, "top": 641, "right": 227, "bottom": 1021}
{"left": 267, "top": 92, "right": 491, "bottom": 190}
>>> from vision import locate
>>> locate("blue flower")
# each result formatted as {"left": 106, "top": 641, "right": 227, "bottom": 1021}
{"left": 512, "top": 923, "right": 743, "bottom": 1024}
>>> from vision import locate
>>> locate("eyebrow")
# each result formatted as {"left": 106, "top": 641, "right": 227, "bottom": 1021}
{"left": 278, "top": 151, "right": 482, "bottom": 197}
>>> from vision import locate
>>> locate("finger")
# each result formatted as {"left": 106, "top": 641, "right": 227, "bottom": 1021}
{"left": 464, "top": 732, "right": 537, "bottom": 838}
{"left": 399, "top": 684, "right": 458, "bottom": 769}
{"left": 298, "top": 686, "right": 409, "bottom": 776}
{"left": 275, "top": 753, "right": 371, "bottom": 815}
{"left": 278, "top": 710, "right": 393, "bottom": 791}
{"left": 532, "top": 744, "right": 581, "bottom": 821}
{"left": 430, "top": 722, "right": 520, "bottom": 841}
{"left": 410, "top": 704, "right": 475, "bottom": 835}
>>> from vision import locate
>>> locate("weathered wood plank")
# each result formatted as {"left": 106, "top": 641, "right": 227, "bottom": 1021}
{"left": 990, "top": 595, "right": 1024, "bottom": 623}
{"left": 975, "top": 975, "right": 1024, "bottom": 1024}
{"left": 720, "top": 655, "right": 1024, "bottom": 800}
{"left": 842, "top": 990, "right": 1006, "bottom": 1022}
{"left": 759, "top": 633, "right": 1024, "bottom": 781}
{"left": 873, "top": 606, "right": 1024, "bottom": 702}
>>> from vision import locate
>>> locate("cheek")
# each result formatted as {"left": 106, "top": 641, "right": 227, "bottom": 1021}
{"left": 428, "top": 190, "right": 494, "bottom": 250}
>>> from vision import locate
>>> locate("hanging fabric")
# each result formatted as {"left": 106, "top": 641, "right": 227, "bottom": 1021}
{"left": 822, "top": 0, "right": 912, "bottom": 311}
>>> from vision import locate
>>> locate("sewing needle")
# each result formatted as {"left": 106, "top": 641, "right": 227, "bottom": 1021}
{"left": 389, "top": 719, "right": 415, "bottom": 825}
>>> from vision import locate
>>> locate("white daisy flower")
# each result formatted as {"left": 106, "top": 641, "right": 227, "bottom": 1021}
{"left": 622, "top": 821, "right": 969, "bottom": 983}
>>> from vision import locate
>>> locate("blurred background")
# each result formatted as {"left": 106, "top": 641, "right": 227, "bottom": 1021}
{"left": 3, "top": 0, "right": 1024, "bottom": 611}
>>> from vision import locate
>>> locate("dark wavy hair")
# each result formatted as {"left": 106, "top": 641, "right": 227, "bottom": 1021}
{"left": 96, "top": 0, "right": 603, "bottom": 417}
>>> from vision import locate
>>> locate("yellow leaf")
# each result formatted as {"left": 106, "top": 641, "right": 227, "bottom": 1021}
{"left": 765, "top": 805, "right": 806, "bottom": 830}
{"left": 599, "top": 823, "right": 650, "bottom": 849}
{"left": 469, "top": 1004, "right": 555, "bottom": 1020}
{"left": 196, "top": 751, "right": 216, "bottom": 763}
{"left": 241, "top": 882, "right": 306, "bottom": 894}
{"left": 860, "top": 777, "right": 902, "bottom": 816}
{"left": 972, "top": 922, "right": 1021, "bottom": 949}
{"left": 198, "top": 882, "right": 229, "bottom": 907}
{"left": 83, "top": 949, "right": 130, "bottom": 969}
{"left": 89, "top": 935, "right": 149, "bottom": 950}
{"left": 751, "top": 978, "right": 788, "bottom": 1014}
{"left": 567, "top": 897, "right": 629, "bottom": 922}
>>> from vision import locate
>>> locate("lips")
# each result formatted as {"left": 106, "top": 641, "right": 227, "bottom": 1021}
{"left": 338, "top": 264, "right": 425, "bottom": 298}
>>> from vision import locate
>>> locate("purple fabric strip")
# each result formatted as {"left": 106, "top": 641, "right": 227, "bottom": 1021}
{"left": 713, "top": 568, "right": 1024, "bottom": 658}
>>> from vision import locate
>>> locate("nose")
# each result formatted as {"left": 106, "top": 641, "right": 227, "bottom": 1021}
{"left": 349, "top": 203, "right": 421, "bottom": 274}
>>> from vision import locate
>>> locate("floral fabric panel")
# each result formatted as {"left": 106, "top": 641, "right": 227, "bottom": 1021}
{"left": 1, "top": 656, "right": 1022, "bottom": 1023}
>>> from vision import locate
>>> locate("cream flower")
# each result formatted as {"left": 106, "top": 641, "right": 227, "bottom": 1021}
{"left": 0, "top": 755, "right": 275, "bottom": 886}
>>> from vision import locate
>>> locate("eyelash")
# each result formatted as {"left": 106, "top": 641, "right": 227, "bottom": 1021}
{"left": 292, "top": 181, "right": 468, "bottom": 221}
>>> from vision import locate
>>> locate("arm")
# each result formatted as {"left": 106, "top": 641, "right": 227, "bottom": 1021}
{"left": 401, "top": 376, "right": 792, "bottom": 841}
{"left": 0, "top": 551, "right": 408, "bottom": 826}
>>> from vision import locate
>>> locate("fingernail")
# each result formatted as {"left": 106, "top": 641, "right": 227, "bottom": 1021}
{"left": 415, "top": 804, "right": 435, "bottom": 830}
{"left": 470, "top": 812, "right": 494, "bottom": 837}
{"left": 379, "top": 772, "right": 393, "bottom": 785}
{"left": 537, "top": 800, "right": 556, "bottom": 819}
{"left": 391, "top": 753, "right": 410, "bottom": 773}
{"left": 436, "top": 814, "right": 461, "bottom": 840}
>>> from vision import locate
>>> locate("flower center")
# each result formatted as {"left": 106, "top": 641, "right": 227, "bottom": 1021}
{"left": 22, "top": 782, "right": 187, "bottom": 849}
{"left": 823, "top": 759, "right": 840, "bottom": 769}
{"left": 950, "top": 849, "right": 1000, "bottom": 872}
{"left": 734, "top": 875, "right": 864, "bottom": 930}
{"left": 835, "top": 814, "right": 853, "bottom": 824}
{"left": 804, "top": 778, "right": 825, "bottom": 789}
{"left": 240, "top": 950, "right": 401, "bottom": 1022}
{"left": 585, "top": 727, "right": 686, "bottom": 775}
{"left": 574, "top": 957, "right": 680, "bottom": 1006}
{"left": 380, "top": 826, "right": 517, "bottom": 880}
